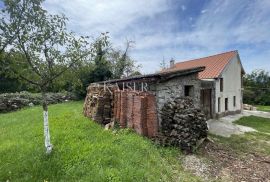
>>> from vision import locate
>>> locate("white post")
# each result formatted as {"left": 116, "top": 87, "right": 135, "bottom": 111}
{"left": 43, "top": 110, "right": 52, "bottom": 154}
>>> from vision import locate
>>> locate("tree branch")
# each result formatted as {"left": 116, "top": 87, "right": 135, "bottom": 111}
{"left": 42, "top": 52, "right": 88, "bottom": 86}
{"left": 44, "top": 45, "right": 54, "bottom": 75}
{"left": 17, "top": 35, "right": 42, "bottom": 77}
{"left": 10, "top": 66, "right": 40, "bottom": 86}
{"left": 0, "top": 0, "right": 27, "bottom": 53}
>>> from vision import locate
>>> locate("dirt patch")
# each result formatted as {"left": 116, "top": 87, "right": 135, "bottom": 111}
{"left": 184, "top": 140, "right": 270, "bottom": 181}
{"left": 182, "top": 155, "right": 212, "bottom": 181}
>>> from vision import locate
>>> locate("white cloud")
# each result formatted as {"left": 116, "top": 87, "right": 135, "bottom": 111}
{"left": 44, "top": 0, "right": 169, "bottom": 37}
{"left": 133, "top": 0, "right": 270, "bottom": 73}
{"left": 181, "top": 5, "right": 186, "bottom": 11}
{"left": 43, "top": 0, "right": 270, "bottom": 74}
{"left": 201, "top": 9, "right": 207, "bottom": 14}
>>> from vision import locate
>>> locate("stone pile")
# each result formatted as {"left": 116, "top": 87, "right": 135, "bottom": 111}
{"left": 159, "top": 97, "right": 208, "bottom": 152}
{"left": 243, "top": 104, "right": 257, "bottom": 111}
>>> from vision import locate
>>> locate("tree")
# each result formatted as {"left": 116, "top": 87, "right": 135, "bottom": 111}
{"left": 0, "top": 0, "right": 95, "bottom": 154}
{"left": 243, "top": 69, "right": 270, "bottom": 105}
{"left": 110, "top": 40, "right": 140, "bottom": 79}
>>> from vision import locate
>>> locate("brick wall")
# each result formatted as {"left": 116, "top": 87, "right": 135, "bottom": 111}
{"left": 113, "top": 90, "right": 158, "bottom": 138}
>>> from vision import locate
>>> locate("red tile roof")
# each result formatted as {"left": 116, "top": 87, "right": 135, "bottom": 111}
{"left": 164, "top": 50, "right": 238, "bottom": 79}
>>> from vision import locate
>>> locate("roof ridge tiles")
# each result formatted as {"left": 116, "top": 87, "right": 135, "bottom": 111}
{"left": 175, "top": 50, "right": 237, "bottom": 65}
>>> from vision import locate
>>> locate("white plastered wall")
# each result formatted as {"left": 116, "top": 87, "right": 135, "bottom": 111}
{"left": 215, "top": 55, "right": 243, "bottom": 113}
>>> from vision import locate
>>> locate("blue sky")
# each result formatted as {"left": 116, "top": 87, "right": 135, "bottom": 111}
{"left": 25, "top": 0, "right": 270, "bottom": 73}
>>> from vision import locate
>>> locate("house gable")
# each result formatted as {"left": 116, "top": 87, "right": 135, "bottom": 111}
{"left": 163, "top": 50, "right": 245, "bottom": 80}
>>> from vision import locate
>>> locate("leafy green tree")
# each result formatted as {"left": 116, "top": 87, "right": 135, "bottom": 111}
{"left": 0, "top": 0, "right": 95, "bottom": 154}
{"left": 56, "top": 37, "right": 140, "bottom": 97}
{"left": 108, "top": 40, "right": 140, "bottom": 79}
{"left": 243, "top": 69, "right": 270, "bottom": 105}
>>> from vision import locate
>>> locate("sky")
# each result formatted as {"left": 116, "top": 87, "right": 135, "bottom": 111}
{"left": 21, "top": 0, "right": 270, "bottom": 73}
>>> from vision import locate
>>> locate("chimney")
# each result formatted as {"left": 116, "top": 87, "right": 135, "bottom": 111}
{"left": 170, "top": 58, "right": 175, "bottom": 68}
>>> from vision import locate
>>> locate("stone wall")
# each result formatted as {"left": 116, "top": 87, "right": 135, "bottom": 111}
{"left": 0, "top": 92, "right": 77, "bottom": 113}
{"left": 149, "top": 74, "right": 201, "bottom": 125}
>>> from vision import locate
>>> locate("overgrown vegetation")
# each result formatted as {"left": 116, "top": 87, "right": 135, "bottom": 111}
{"left": 243, "top": 69, "right": 270, "bottom": 105}
{"left": 0, "top": 101, "right": 200, "bottom": 182}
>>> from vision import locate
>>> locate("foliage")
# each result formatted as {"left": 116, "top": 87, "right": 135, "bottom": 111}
{"left": 0, "top": 52, "right": 37, "bottom": 93}
{"left": 243, "top": 69, "right": 270, "bottom": 105}
{"left": 0, "top": 31, "right": 139, "bottom": 98}
{"left": 1, "top": 0, "right": 92, "bottom": 93}
{"left": 0, "top": 101, "right": 200, "bottom": 182}
{"left": 0, "top": 0, "right": 98, "bottom": 153}
{"left": 52, "top": 36, "right": 141, "bottom": 97}
{"left": 108, "top": 40, "right": 141, "bottom": 79}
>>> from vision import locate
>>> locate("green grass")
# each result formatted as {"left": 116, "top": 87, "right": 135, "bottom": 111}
{"left": 256, "top": 105, "right": 270, "bottom": 112}
{"left": 209, "top": 132, "right": 270, "bottom": 155}
{"left": 209, "top": 115, "right": 270, "bottom": 156}
{"left": 234, "top": 115, "right": 270, "bottom": 133}
{"left": 0, "top": 101, "right": 199, "bottom": 182}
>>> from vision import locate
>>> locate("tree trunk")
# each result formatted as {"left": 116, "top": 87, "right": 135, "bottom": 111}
{"left": 42, "top": 91, "right": 53, "bottom": 154}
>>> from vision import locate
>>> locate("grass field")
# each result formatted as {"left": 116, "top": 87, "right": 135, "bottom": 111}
{"left": 256, "top": 105, "right": 270, "bottom": 112}
{"left": 0, "top": 101, "right": 199, "bottom": 182}
{"left": 234, "top": 115, "right": 270, "bottom": 133}
{"left": 210, "top": 115, "right": 270, "bottom": 155}
{"left": 1, "top": 101, "right": 270, "bottom": 181}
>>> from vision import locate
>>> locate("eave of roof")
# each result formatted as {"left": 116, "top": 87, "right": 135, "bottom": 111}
{"left": 94, "top": 66, "right": 205, "bottom": 84}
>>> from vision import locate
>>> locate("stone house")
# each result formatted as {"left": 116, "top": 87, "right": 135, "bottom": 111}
{"left": 164, "top": 50, "right": 245, "bottom": 119}
{"left": 84, "top": 66, "right": 208, "bottom": 150}
{"left": 84, "top": 50, "right": 245, "bottom": 130}
{"left": 85, "top": 66, "right": 204, "bottom": 123}
{"left": 83, "top": 50, "right": 244, "bottom": 149}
